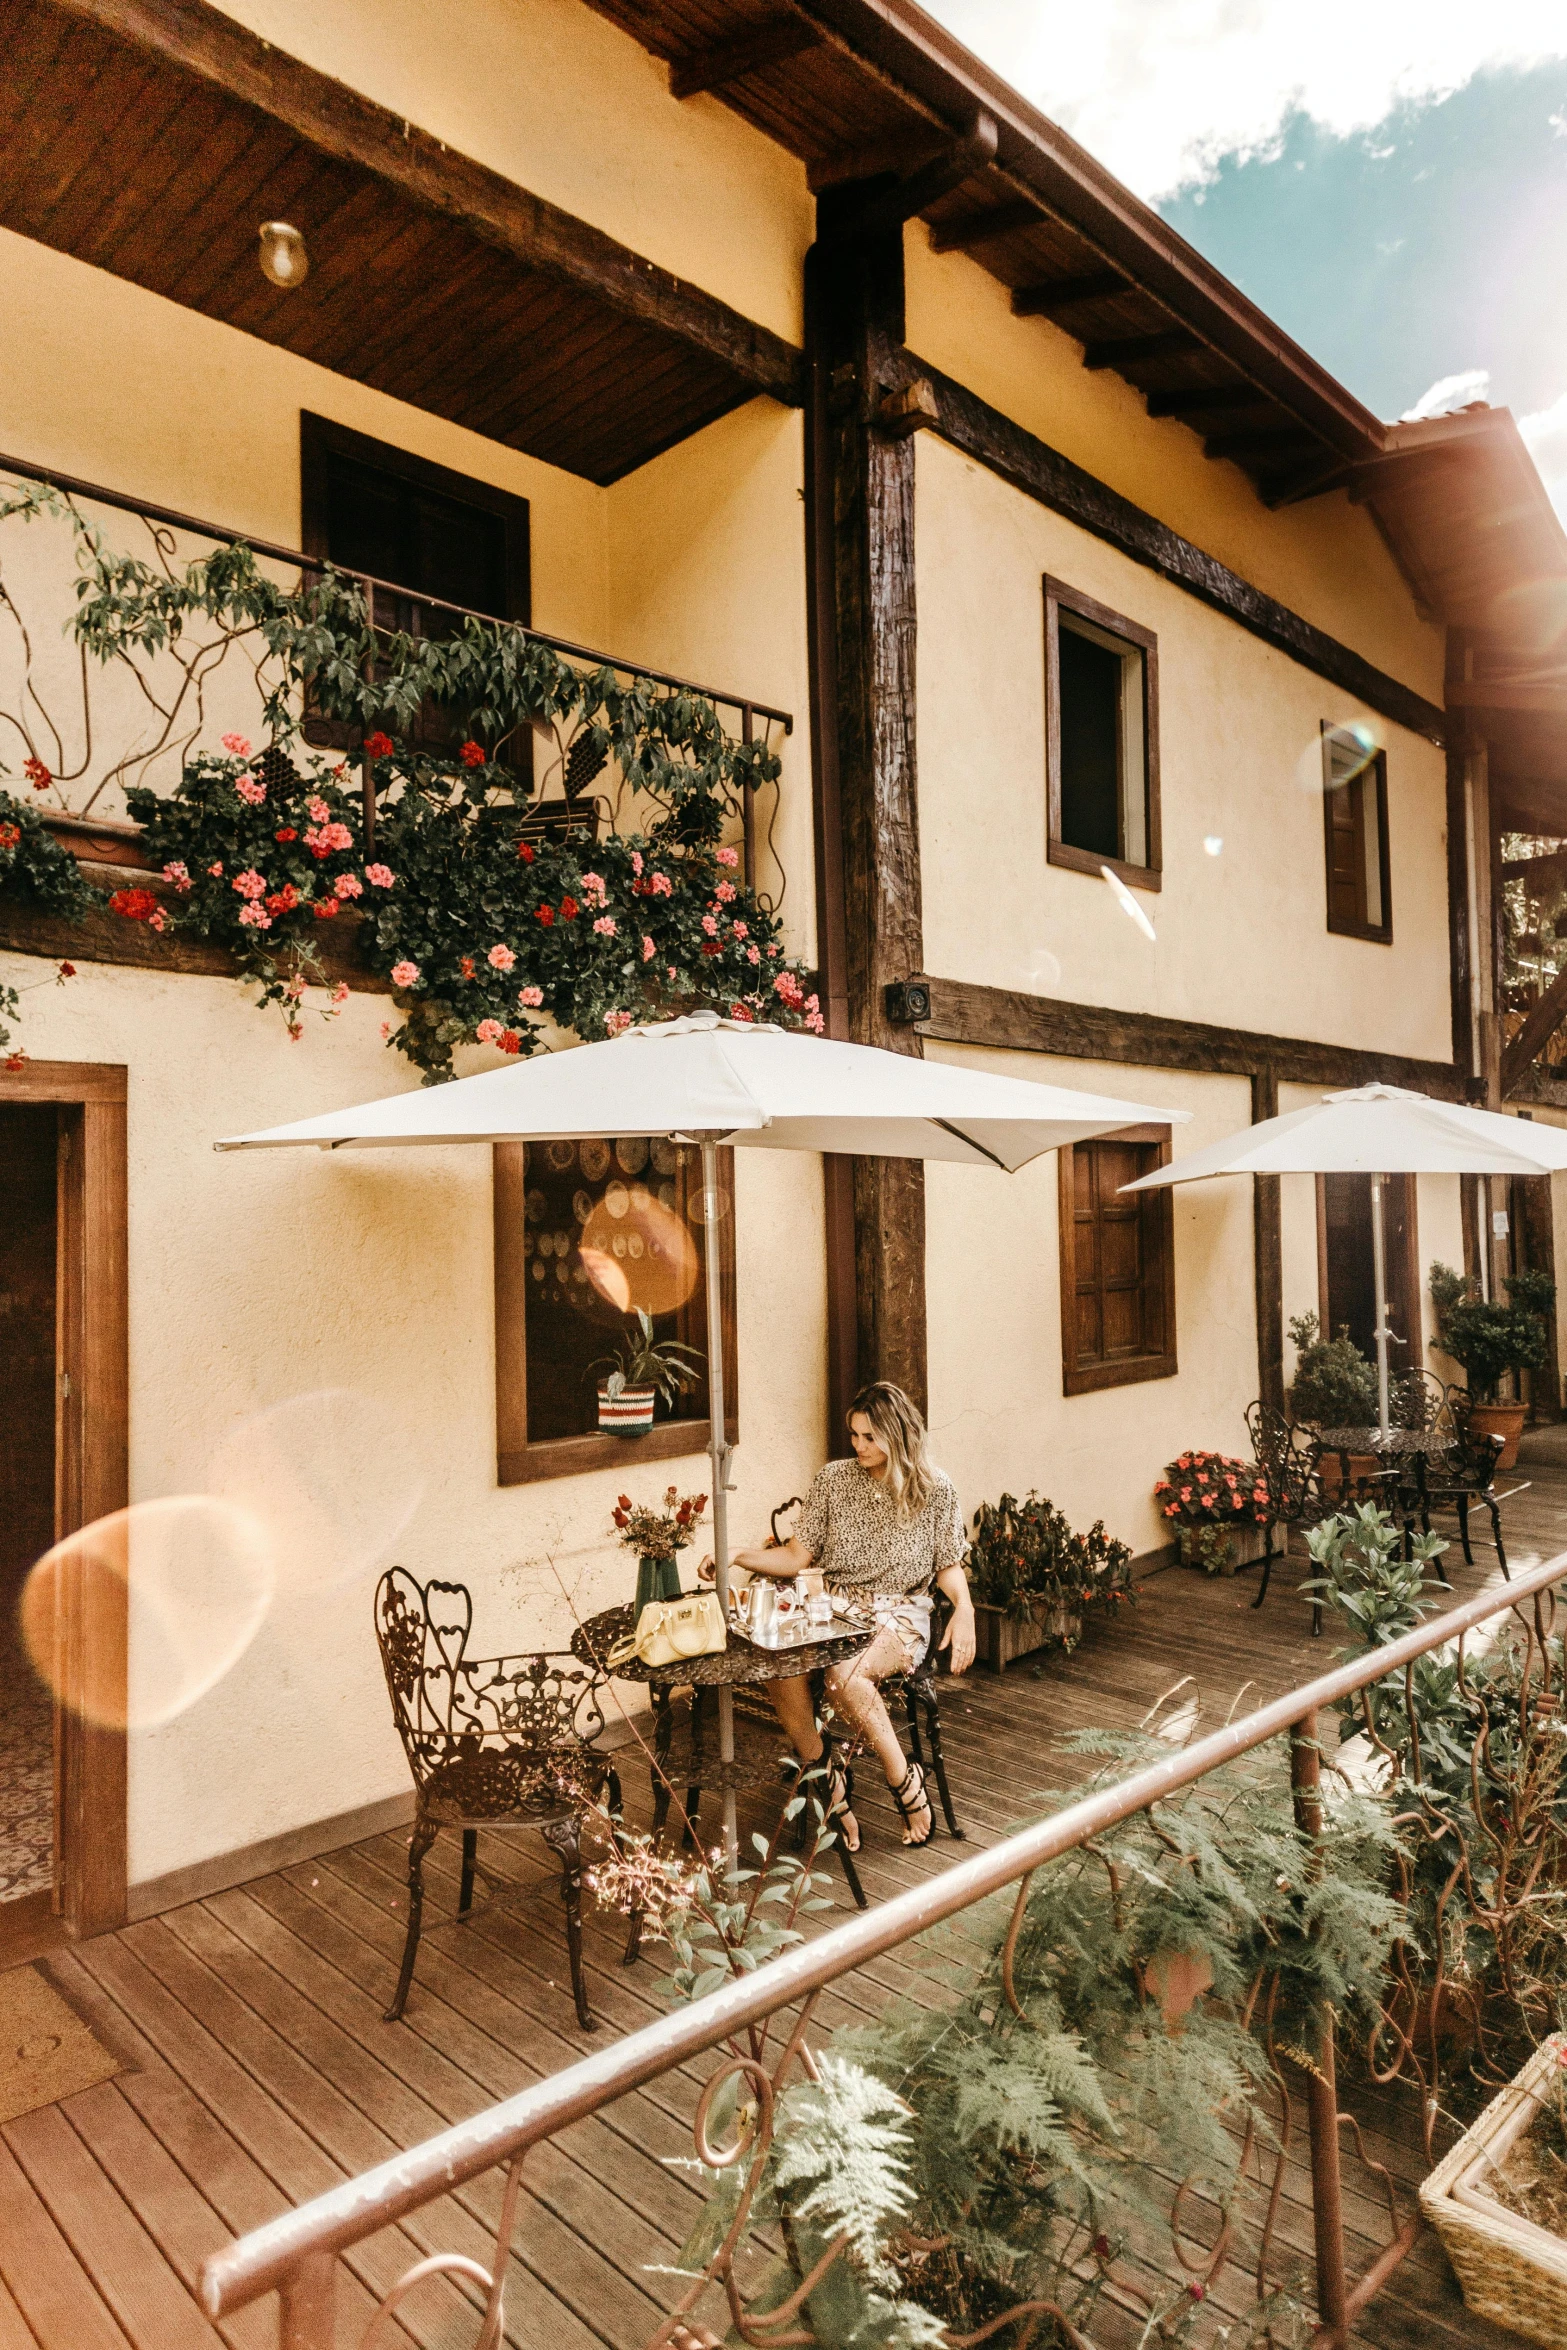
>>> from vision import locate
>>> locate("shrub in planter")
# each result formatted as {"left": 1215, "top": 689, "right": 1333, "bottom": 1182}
{"left": 1287, "top": 1310, "right": 1379, "bottom": 1428}
{"left": 1430, "top": 1259, "right": 1553, "bottom": 1404}
{"left": 966, "top": 1493, "right": 1132, "bottom": 1666}
{"left": 1155, "top": 1450, "right": 1270, "bottom": 1574}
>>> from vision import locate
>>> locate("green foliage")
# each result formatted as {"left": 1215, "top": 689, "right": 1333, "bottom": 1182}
{"left": 1286, "top": 1311, "right": 1379, "bottom": 1427}
{"left": 1429, "top": 1258, "right": 1554, "bottom": 1402}
{"left": 0, "top": 786, "right": 105, "bottom": 1053}
{"left": 967, "top": 1491, "right": 1135, "bottom": 1624}
{"left": 587, "top": 1308, "right": 704, "bottom": 1410}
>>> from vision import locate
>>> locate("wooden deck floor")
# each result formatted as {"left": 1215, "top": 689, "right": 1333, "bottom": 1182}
{"left": 6, "top": 1461, "right": 1565, "bottom": 2350}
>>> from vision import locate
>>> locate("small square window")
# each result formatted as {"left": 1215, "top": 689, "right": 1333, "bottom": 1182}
{"left": 1321, "top": 724, "right": 1392, "bottom": 942}
{"left": 1045, "top": 577, "right": 1160, "bottom": 892}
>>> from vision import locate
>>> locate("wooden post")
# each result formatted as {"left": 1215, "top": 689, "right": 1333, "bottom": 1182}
{"left": 1291, "top": 1710, "right": 1350, "bottom": 2347}
{"left": 1251, "top": 1065, "right": 1284, "bottom": 1411}
{"left": 805, "top": 191, "right": 928, "bottom": 1417}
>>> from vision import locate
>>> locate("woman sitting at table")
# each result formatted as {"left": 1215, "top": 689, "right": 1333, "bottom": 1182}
{"left": 727, "top": 1381, "right": 975, "bottom": 1851}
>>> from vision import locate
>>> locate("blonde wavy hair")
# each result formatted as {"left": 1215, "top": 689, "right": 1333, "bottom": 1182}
{"left": 848, "top": 1382, "right": 936, "bottom": 1520}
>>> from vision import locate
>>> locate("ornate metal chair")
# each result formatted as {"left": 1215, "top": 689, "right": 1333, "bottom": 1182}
{"left": 1242, "top": 1403, "right": 1327, "bottom": 1617}
{"left": 374, "top": 1568, "right": 622, "bottom": 2031}
{"left": 1420, "top": 1396, "right": 1512, "bottom": 1577}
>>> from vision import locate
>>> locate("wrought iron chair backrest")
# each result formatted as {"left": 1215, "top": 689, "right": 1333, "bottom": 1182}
{"left": 1244, "top": 1402, "right": 1322, "bottom": 1513}
{"left": 374, "top": 1567, "right": 609, "bottom": 1787}
{"left": 1389, "top": 1368, "right": 1457, "bottom": 1439}
{"left": 1442, "top": 1395, "right": 1507, "bottom": 1483}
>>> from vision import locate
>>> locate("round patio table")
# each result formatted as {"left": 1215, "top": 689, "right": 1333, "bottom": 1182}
{"left": 573, "top": 1597, "right": 874, "bottom": 1927}
{"left": 1317, "top": 1428, "right": 1455, "bottom": 1584}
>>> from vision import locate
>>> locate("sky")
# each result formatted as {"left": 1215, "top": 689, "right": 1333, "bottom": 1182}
{"left": 923, "top": 2, "right": 1567, "bottom": 521}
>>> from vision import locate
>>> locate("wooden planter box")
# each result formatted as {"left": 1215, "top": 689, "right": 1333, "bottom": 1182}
{"left": 974, "top": 1600, "right": 1082, "bottom": 1672}
{"left": 1173, "top": 1521, "right": 1270, "bottom": 1575}
{"left": 1420, "top": 2031, "right": 1567, "bottom": 2347}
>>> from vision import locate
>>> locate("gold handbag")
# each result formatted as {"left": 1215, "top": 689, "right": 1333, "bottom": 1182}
{"left": 606, "top": 1589, "right": 727, "bottom": 1670}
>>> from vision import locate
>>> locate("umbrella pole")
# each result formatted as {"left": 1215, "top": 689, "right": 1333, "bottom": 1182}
{"left": 1371, "top": 1171, "right": 1392, "bottom": 1441}
{"left": 698, "top": 1136, "right": 738, "bottom": 1871}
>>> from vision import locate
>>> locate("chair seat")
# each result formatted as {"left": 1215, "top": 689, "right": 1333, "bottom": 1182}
{"left": 416, "top": 1740, "right": 611, "bottom": 1827}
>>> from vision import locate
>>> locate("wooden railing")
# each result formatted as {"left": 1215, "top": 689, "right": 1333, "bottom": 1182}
{"left": 194, "top": 1552, "right": 1567, "bottom": 2350}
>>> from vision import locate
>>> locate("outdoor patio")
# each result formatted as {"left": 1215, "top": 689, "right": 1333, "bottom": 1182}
{"left": 7, "top": 1453, "right": 1565, "bottom": 2350}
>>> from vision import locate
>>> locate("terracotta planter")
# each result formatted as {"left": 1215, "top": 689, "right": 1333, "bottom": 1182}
{"left": 1174, "top": 1521, "right": 1269, "bottom": 1576}
{"left": 1468, "top": 1400, "right": 1528, "bottom": 1470}
{"left": 597, "top": 1380, "right": 655, "bottom": 1433}
{"left": 974, "top": 1600, "right": 1082, "bottom": 1672}
{"left": 1319, "top": 1450, "right": 1384, "bottom": 1500}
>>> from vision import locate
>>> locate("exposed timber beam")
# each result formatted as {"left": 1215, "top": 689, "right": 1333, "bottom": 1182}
{"left": 1083, "top": 329, "right": 1196, "bottom": 370}
{"left": 1447, "top": 680, "right": 1567, "bottom": 716}
{"left": 46, "top": 0, "right": 805, "bottom": 408}
{"left": 894, "top": 350, "right": 1448, "bottom": 747}
{"left": 890, "top": 973, "right": 1468, "bottom": 1098}
{"left": 808, "top": 132, "right": 945, "bottom": 191}
{"left": 1502, "top": 962, "right": 1567, "bottom": 1095}
{"left": 1145, "top": 385, "right": 1270, "bottom": 419}
{"left": 822, "top": 111, "right": 999, "bottom": 243}
{"left": 670, "top": 17, "right": 823, "bottom": 99}
{"left": 928, "top": 198, "right": 1044, "bottom": 252}
{"left": 1011, "top": 271, "right": 1126, "bottom": 320}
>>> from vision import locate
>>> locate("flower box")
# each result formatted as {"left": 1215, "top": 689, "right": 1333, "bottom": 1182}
{"left": 1420, "top": 2032, "right": 1567, "bottom": 2347}
{"left": 974, "top": 1599, "right": 1082, "bottom": 1673}
{"left": 1174, "top": 1521, "right": 1270, "bottom": 1576}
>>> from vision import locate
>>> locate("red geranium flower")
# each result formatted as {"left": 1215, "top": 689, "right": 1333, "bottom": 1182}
{"left": 108, "top": 887, "right": 160, "bottom": 922}
{"left": 23, "top": 755, "right": 51, "bottom": 791}
{"left": 460, "top": 955, "right": 476, "bottom": 980}
{"left": 701, "top": 940, "right": 721, "bottom": 957}
{"left": 535, "top": 904, "right": 555, "bottom": 926}
{"left": 459, "top": 740, "right": 486, "bottom": 767}
{"left": 363, "top": 731, "right": 394, "bottom": 759}
{"left": 313, "top": 898, "right": 339, "bottom": 919}
{"left": 559, "top": 895, "right": 579, "bottom": 922}
{"left": 517, "top": 841, "right": 535, "bottom": 864}
{"left": 275, "top": 826, "right": 298, "bottom": 842}
{"left": 498, "top": 1028, "right": 522, "bottom": 1054}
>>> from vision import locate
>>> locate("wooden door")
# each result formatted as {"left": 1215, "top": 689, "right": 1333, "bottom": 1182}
{"left": 1318, "top": 1172, "right": 1419, "bottom": 1375}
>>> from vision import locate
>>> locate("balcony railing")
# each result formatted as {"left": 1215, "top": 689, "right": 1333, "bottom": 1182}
{"left": 196, "top": 1552, "right": 1567, "bottom": 2350}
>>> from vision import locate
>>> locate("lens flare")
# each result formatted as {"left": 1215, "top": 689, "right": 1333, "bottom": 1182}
{"left": 1023, "top": 945, "right": 1063, "bottom": 991}
{"left": 1099, "top": 864, "right": 1157, "bottom": 943}
{"left": 1203, "top": 836, "right": 1223, "bottom": 857}
{"left": 21, "top": 1497, "right": 274, "bottom": 1730}
{"left": 1301, "top": 718, "right": 1382, "bottom": 796}
{"left": 205, "top": 1388, "right": 425, "bottom": 1597}
{"left": 581, "top": 1185, "right": 698, "bottom": 1315}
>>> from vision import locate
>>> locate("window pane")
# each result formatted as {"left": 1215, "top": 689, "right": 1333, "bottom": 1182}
{"left": 1361, "top": 771, "right": 1384, "bottom": 928}
{"left": 1066, "top": 1139, "right": 1170, "bottom": 1380}
{"left": 521, "top": 1138, "right": 710, "bottom": 1442}
{"left": 1058, "top": 619, "right": 1123, "bottom": 859}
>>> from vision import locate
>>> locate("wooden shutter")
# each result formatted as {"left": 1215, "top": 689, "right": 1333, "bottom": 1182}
{"left": 1059, "top": 1130, "right": 1177, "bottom": 1395}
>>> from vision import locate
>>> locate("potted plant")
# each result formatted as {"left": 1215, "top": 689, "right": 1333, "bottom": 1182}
{"left": 1421, "top": 2034, "right": 1567, "bottom": 2347}
{"left": 1154, "top": 1450, "right": 1271, "bottom": 1574}
{"left": 966, "top": 1492, "right": 1133, "bottom": 1671}
{"left": 1430, "top": 1261, "right": 1554, "bottom": 1468}
{"left": 1287, "top": 1310, "right": 1383, "bottom": 1491}
{"left": 588, "top": 1308, "right": 704, "bottom": 1433}
{"left": 611, "top": 1485, "right": 709, "bottom": 1614}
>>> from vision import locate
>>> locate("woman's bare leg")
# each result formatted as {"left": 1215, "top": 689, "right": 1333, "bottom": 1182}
{"left": 767, "top": 1672, "right": 822, "bottom": 1760}
{"left": 825, "top": 1631, "right": 932, "bottom": 1843}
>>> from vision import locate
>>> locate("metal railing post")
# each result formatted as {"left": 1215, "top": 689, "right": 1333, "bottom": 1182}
{"left": 278, "top": 2251, "right": 336, "bottom": 2350}
{"left": 1291, "top": 1707, "right": 1349, "bottom": 2347}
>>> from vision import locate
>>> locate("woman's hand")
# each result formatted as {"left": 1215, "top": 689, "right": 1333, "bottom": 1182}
{"left": 936, "top": 1565, "right": 977, "bottom": 1674}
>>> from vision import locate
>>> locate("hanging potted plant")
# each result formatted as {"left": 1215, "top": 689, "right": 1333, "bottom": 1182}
{"left": 610, "top": 1486, "right": 708, "bottom": 1614}
{"left": 588, "top": 1308, "right": 704, "bottom": 1434}
{"left": 966, "top": 1492, "right": 1133, "bottom": 1671}
{"left": 1154, "top": 1450, "right": 1271, "bottom": 1574}
{"left": 1430, "top": 1261, "right": 1554, "bottom": 1469}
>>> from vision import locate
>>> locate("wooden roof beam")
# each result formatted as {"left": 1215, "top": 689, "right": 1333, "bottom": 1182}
{"left": 1011, "top": 270, "right": 1126, "bottom": 320}
{"left": 670, "top": 18, "right": 823, "bottom": 100}
{"left": 1082, "top": 329, "right": 1195, "bottom": 370}
{"left": 1145, "top": 384, "right": 1270, "bottom": 419}
{"left": 820, "top": 110, "right": 998, "bottom": 241}
{"left": 929, "top": 197, "right": 1043, "bottom": 252}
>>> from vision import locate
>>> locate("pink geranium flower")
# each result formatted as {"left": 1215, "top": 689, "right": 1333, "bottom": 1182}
{"left": 488, "top": 943, "right": 517, "bottom": 971}
{"left": 604, "top": 1010, "right": 633, "bottom": 1036}
{"left": 579, "top": 872, "right": 607, "bottom": 907}
{"left": 365, "top": 863, "right": 394, "bottom": 888}
{"left": 592, "top": 915, "right": 617, "bottom": 936}
{"left": 391, "top": 959, "right": 421, "bottom": 988}
{"left": 163, "top": 861, "right": 192, "bottom": 892}
{"left": 746, "top": 944, "right": 760, "bottom": 964}
{"left": 715, "top": 880, "right": 737, "bottom": 903}
{"left": 334, "top": 872, "right": 363, "bottom": 899}
{"left": 221, "top": 733, "right": 253, "bottom": 759}
{"left": 732, "top": 920, "right": 748, "bottom": 939}
{"left": 231, "top": 868, "right": 268, "bottom": 900}
{"left": 307, "top": 796, "right": 331, "bottom": 824}
{"left": 517, "top": 985, "right": 544, "bottom": 1009}
{"left": 630, "top": 850, "right": 644, "bottom": 876}
{"left": 476, "top": 1018, "right": 504, "bottom": 1045}
{"left": 235, "top": 774, "right": 267, "bottom": 805}
{"left": 715, "top": 846, "right": 739, "bottom": 868}
{"left": 700, "top": 914, "right": 719, "bottom": 937}
{"left": 642, "top": 934, "right": 655, "bottom": 962}
{"left": 237, "top": 902, "right": 271, "bottom": 929}
{"left": 649, "top": 872, "right": 672, "bottom": 896}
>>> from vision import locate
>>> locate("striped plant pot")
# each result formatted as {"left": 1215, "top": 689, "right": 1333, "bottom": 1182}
{"left": 597, "top": 1381, "right": 656, "bottom": 1434}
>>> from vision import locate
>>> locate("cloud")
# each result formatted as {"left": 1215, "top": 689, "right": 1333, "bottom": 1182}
{"left": 1401, "top": 368, "right": 1492, "bottom": 420}
{"left": 924, "top": 1, "right": 1567, "bottom": 198}
{"left": 1521, "top": 390, "right": 1567, "bottom": 523}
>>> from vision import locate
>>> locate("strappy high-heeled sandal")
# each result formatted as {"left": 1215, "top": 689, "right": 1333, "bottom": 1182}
{"left": 817, "top": 1735, "right": 860, "bottom": 1853}
{"left": 892, "top": 1757, "right": 935, "bottom": 1849}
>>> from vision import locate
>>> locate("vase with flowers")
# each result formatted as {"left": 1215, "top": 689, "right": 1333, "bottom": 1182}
{"left": 612, "top": 1486, "right": 709, "bottom": 1615}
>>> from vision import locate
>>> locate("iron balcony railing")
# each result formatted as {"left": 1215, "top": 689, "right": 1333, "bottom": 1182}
{"left": 195, "top": 1550, "right": 1567, "bottom": 2350}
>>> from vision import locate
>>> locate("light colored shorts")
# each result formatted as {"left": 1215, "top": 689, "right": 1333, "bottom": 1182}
{"left": 833, "top": 1594, "right": 931, "bottom": 1677}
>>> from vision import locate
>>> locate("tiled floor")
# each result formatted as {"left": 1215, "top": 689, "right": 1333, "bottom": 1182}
{"left": 0, "top": 1609, "right": 52, "bottom": 1905}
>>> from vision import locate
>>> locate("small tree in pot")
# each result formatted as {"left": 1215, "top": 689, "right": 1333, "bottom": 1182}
{"left": 1287, "top": 1311, "right": 1379, "bottom": 1429}
{"left": 1429, "top": 1260, "right": 1554, "bottom": 1467}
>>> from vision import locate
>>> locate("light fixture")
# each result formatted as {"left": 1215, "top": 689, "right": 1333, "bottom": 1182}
{"left": 258, "top": 221, "right": 308, "bottom": 289}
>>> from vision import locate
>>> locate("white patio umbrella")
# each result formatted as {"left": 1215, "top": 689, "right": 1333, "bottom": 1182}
{"left": 219, "top": 1009, "right": 1181, "bottom": 1856}
{"left": 1121, "top": 1083, "right": 1567, "bottom": 1438}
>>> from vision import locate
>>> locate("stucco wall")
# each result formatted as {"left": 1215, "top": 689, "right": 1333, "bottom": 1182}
{"left": 212, "top": 0, "right": 812, "bottom": 345}
{"left": 924, "top": 1045, "right": 1256, "bottom": 1558}
{"left": 915, "top": 433, "right": 1451, "bottom": 1061}
{"left": 905, "top": 227, "right": 1444, "bottom": 703}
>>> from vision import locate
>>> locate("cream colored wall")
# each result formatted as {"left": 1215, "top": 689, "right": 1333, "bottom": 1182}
{"left": 915, "top": 433, "right": 1451, "bottom": 1061}
{"left": 0, "top": 954, "right": 828, "bottom": 1886}
{"left": 213, "top": 0, "right": 811, "bottom": 344}
{"left": 924, "top": 1045, "right": 1255, "bottom": 1556}
{"left": 905, "top": 227, "right": 1444, "bottom": 702}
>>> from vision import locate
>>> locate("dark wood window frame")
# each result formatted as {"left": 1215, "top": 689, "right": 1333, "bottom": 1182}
{"left": 1321, "top": 723, "right": 1393, "bottom": 944}
{"left": 300, "top": 412, "right": 532, "bottom": 621}
{"left": 1044, "top": 575, "right": 1161, "bottom": 894}
{"left": 1058, "top": 1123, "right": 1177, "bottom": 1396}
{"left": 493, "top": 1142, "right": 739, "bottom": 1486}
{"left": 0, "top": 1059, "right": 128, "bottom": 1967}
